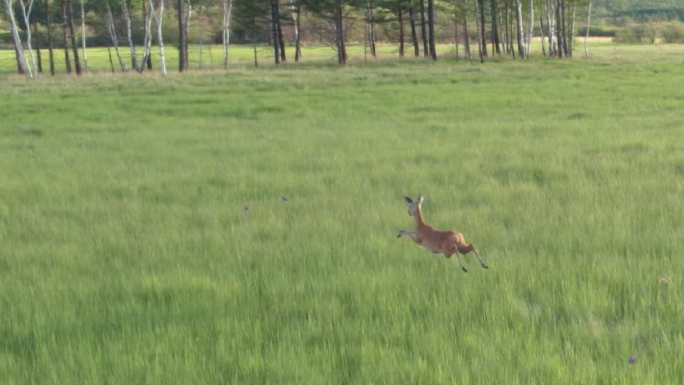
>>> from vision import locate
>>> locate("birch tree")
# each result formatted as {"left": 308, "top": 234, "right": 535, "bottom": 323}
{"left": 474, "top": 0, "right": 483, "bottom": 62}
{"left": 270, "top": 0, "right": 280, "bottom": 64}
{"left": 61, "top": 1, "right": 72, "bottom": 73}
{"left": 80, "top": 0, "right": 87, "bottom": 72}
{"left": 555, "top": 0, "right": 562, "bottom": 56}
{"left": 275, "top": 0, "right": 285, "bottom": 62}
{"left": 289, "top": 0, "right": 302, "bottom": 61}
{"left": 501, "top": 1, "right": 509, "bottom": 55}
{"left": 105, "top": 0, "right": 126, "bottom": 71}
{"left": 222, "top": 0, "right": 233, "bottom": 68}
{"left": 560, "top": 0, "right": 567, "bottom": 56}
{"left": 584, "top": 0, "right": 590, "bottom": 57}
{"left": 33, "top": 20, "right": 42, "bottom": 73}
{"left": 567, "top": 2, "right": 575, "bottom": 56}
{"left": 121, "top": 0, "right": 138, "bottom": 71}
{"left": 3, "top": 0, "right": 33, "bottom": 77}
{"left": 18, "top": 0, "right": 38, "bottom": 75}
{"left": 333, "top": 0, "right": 346, "bottom": 64}
{"left": 46, "top": 0, "right": 55, "bottom": 75}
{"left": 502, "top": 0, "right": 509, "bottom": 55}
{"left": 462, "top": 0, "right": 470, "bottom": 59}
{"left": 545, "top": 0, "right": 554, "bottom": 56}
{"left": 526, "top": 0, "right": 534, "bottom": 58}
{"left": 176, "top": 0, "right": 188, "bottom": 72}
{"left": 149, "top": 0, "right": 167, "bottom": 74}
{"left": 408, "top": 0, "right": 420, "bottom": 56}
{"left": 539, "top": 12, "right": 545, "bottom": 55}
{"left": 427, "top": 0, "right": 436, "bottom": 60}
{"left": 142, "top": 0, "right": 153, "bottom": 69}
{"left": 184, "top": 0, "right": 191, "bottom": 70}
{"left": 491, "top": 0, "right": 500, "bottom": 54}
{"left": 368, "top": 0, "right": 377, "bottom": 57}
{"left": 515, "top": 0, "right": 524, "bottom": 58}
{"left": 141, "top": 0, "right": 153, "bottom": 71}
{"left": 397, "top": 0, "right": 404, "bottom": 57}
{"left": 477, "top": 0, "right": 486, "bottom": 56}
{"left": 64, "top": 0, "right": 82, "bottom": 74}
{"left": 198, "top": 2, "right": 203, "bottom": 68}
{"left": 419, "top": 0, "right": 427, "bottom": 57}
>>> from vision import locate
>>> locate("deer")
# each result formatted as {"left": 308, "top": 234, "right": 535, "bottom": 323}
{"left": 397, "top": 194, "right": 488, "bottom": 273}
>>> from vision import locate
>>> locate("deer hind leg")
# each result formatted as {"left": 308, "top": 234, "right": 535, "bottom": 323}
{"left": 461, "top": 244, "right": 488, "bottom": 269}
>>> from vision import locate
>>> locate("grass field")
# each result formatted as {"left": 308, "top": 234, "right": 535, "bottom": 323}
{"left": 1, "top": 44, "right": 684, "bottom": 384}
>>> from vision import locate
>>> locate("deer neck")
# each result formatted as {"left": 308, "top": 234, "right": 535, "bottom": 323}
{"left": 413, "top": 207, "right": 426, "bottom": 229}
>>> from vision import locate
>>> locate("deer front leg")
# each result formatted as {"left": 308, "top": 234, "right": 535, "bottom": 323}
{"left": 397, "top": 229, "right": 414, "bottom": 238}
{"left": 447, "top": 249, "right": 468, "bottom": 273}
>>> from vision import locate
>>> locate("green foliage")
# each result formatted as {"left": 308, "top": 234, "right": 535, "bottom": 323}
{"left": 614, "top": 8, "right": 684, "bottom": 23}
{"left": 1, "top": 46, "right": 684, "bottom": 384}
{"left": 613, "top": 20, "right": 684, "bottom": 43}
{"left": 613, "top": 24, "right": 649, "bottom": 42}
{"left": 585, "top": 25, "right": 619, "bottom": 37}
{"left": 660, "top": 20, "right": 684, "bottom": 42}
{"left": 231, "top": 0, "right": 271, "bottom": 43}
{"left": 0, "top": 31, "right": 14, "bottom": 45}
{"left": 2, "top": 0, "right": 682, "bottom": 49}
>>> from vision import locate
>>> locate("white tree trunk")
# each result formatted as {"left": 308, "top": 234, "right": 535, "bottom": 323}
{"left": 289, "top": 0, "right": 301, "bottom": 60}
{"left": 540, "top": 16, "right": 546, "bottom": 55}
{"left": 121, "top": 0, "right": 138, "bottom": 71}
{"left": 545, "top": 0, "right": 554, "bottom": 56}
{"left": 4, "top": 0, "right": 32, "bottom": 78}
{"left": 184, "top": 1, "right": 191, "bottom": 69}
{"left": 19, "top": 0, "right": 37, "bottom": 76}
{"left": 106, "top": 1, "right": 127, "bottom": 71}
{"left": 568, "top": 3, "right": 576, "bottom": 56}
{"left": 369, "top": 0, "right": 376, "bottom": 57}
{"left": 198, "top": 4, "right": 203, "bottom": 69}
{"left": 141, "top": 8, "right": 153, "bottom": 70}
{"left": 515, "top": 0, "right": 524, "bottom": 58}
{"left": 222, "top": 0, "right": 233, "bottom": 69}
{"left": 474, "top": 0, "right": 483, "bottom": 62}
{"left": 526, "top": 0, "right": 534, "bottom": 58}
{"left": 499, "top": 10, "right": 506, "bottom": 55}
{"left": 80, "top": 0, "right": 87, "bottom": 72}
{"left": 584, "top": 0, "right": 591, "bottom": 58}
{"left": 149, "top": 0, "right": 167, "bottom": 75}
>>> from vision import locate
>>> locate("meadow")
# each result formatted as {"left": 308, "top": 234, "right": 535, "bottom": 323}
{"left": 1, "top": 43, "right": 684, "bottom": 384}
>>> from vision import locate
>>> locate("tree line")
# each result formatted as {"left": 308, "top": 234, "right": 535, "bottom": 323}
{"left": 3, "top": 0, "right": 598, "bottom": 78}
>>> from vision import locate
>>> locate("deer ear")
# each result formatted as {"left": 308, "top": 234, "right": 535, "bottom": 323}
{"left": 417, "top": 194, "right": 424, "bottom": 204}
{"left": 404, "top": 196, "right": 413, "bottom": 204}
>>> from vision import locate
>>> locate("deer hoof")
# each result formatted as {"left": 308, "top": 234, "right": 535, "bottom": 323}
{"left": 462, "top": 267, "right": 468, "bottom": 273}
{"left": 482, "top": 264, "right": 489, "bottom": 269}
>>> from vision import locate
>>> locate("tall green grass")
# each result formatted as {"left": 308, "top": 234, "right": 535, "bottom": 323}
{"left": 1, "top": 47, "right": 684, "bottom": 384}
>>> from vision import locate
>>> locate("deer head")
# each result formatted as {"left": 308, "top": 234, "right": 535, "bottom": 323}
{"left": 404, "top": 194, "right": 424, "bottom": 217}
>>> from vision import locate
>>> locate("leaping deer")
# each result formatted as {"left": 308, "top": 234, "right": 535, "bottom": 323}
{"left": 397, "top": 194, "right": 488, "bottom": 273}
